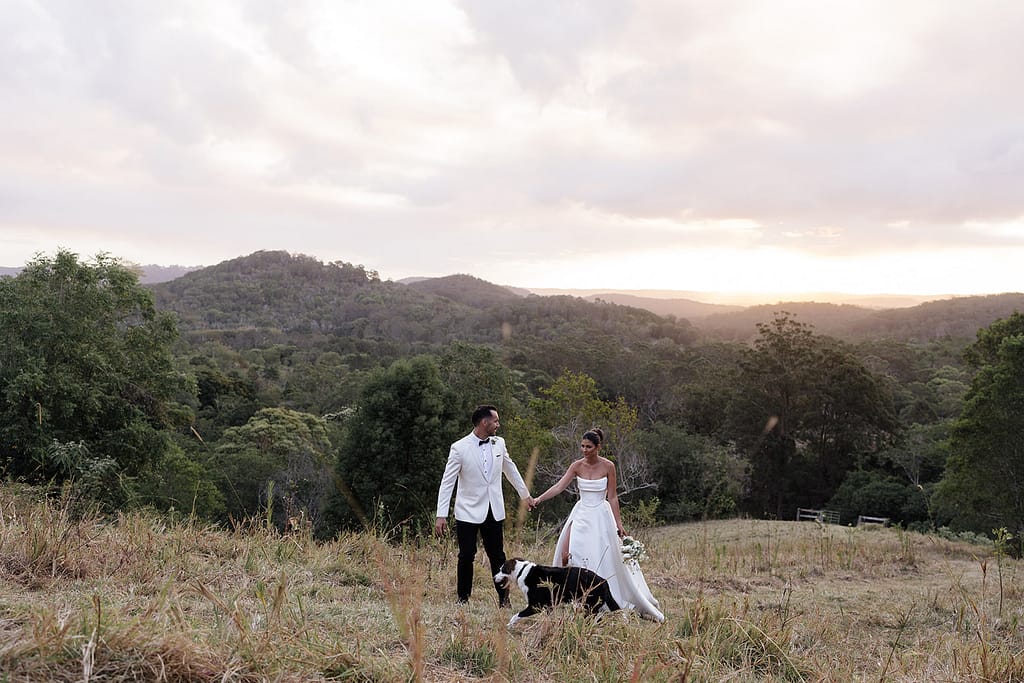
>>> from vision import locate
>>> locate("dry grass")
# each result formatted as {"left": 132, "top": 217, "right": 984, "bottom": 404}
{"left": 2, "top": 485, "right": 1022, "bottom": 682}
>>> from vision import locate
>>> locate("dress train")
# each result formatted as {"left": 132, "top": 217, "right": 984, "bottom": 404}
{"left": 552, "top": 477, "right": 664, "bottom": 622}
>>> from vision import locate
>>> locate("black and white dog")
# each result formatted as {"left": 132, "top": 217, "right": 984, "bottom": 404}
{"left": 494, "top": 558, "right": 620, "bottom": 627}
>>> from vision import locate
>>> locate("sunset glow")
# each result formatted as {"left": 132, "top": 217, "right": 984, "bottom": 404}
{"left": 2, "top": 1, "right": 1022, "bottom": 301}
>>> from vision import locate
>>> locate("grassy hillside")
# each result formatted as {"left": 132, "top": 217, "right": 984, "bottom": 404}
{"left": 2, "top": 485, "right": 1020, "bottom": 682}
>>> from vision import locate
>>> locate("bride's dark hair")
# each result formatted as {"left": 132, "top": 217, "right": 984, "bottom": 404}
{"left": 582, "top": 427, "right": 604, "bottom": 445}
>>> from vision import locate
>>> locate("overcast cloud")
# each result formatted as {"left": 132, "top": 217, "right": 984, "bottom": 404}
{"left": 2, "top": 0, "right": 1022, "bottom": 296}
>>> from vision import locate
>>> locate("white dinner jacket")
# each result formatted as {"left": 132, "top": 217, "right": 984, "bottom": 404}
{"left": 435, "top": 432, "right": 529, "bottom": 523}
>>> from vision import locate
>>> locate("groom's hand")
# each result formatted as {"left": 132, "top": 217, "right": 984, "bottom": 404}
{"left": 434, "top": 517, "right": 447, "bottom": 536}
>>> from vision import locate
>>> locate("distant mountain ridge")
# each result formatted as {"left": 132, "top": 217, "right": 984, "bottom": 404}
{"left": 145, "top": 251, "right": 1024, "bottom": 349}
{"left": 581, "top": 293, "right": 741, "bottom": 319}
{"left": 697, "top": 294, "right": 1024, "bottom": 342}
{"left": 12, "top": 250, "right": 1017, "bottom": 346}
{"left": 136, "top": 264, "right": 201, "bottom": 284}
{"left": 526, "top": 287, "right": 938, "bottom": 308}
{"left": 150, "top": 251, "right": 698, "bottom": 350}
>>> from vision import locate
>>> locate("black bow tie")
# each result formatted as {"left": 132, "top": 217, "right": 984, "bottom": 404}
{"left": 479, "top": 439, "right": 490, "bottom": 445}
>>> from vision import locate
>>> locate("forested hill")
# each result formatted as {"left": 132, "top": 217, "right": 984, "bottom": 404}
{"left": 847, "top": 293, "right": 1024, "bottom": 341}
{"left": 698, "top": 293, "right": 1024, "bottom": 342}
{"left": 405, "top": 273, "right": 522, "bottom": 308}
{"left": 584, "top": 292, "right": 741, "bottom": 319}
{"left": 150, "top": 250, "right": 1022, "bottom": 349}
{"left": 150, "top": 251, "right": 698, "bottom": 351}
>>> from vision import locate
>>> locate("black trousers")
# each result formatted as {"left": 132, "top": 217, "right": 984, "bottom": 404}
{"left": 455, "top": 507, "right": 508, "bottom": 604}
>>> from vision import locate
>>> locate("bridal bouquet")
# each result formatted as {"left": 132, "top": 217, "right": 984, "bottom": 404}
{"left": 620, "top": 535, "right": 648, "bottom": 564}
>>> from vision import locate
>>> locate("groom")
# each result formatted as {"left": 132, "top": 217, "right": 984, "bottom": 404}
{"left": 435, "top": 405, "right": 533, "bottom": 605}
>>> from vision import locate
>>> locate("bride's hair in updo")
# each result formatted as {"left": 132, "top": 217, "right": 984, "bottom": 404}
{"left": 582, "top": 427, "right": 604, "bottom": 446}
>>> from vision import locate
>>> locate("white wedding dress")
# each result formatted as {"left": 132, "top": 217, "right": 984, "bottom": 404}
{"left": 552, "top": 477, "right": 665, "bottom": 622}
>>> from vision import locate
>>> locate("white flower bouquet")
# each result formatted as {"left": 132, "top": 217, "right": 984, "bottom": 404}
{"left": 620, "top": 535, "right": 648, "bottom": 564}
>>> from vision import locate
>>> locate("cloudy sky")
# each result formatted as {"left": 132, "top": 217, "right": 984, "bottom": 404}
{"left": 3, "top": 1, "right": 1023, "bottom": 297}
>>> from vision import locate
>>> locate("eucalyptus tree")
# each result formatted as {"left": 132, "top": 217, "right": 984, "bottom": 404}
{"left": 728, "top": 313, "right": 898, "bottom": 518}
{"left": 933, "top": 313, "right": 1024, "bottom": 544}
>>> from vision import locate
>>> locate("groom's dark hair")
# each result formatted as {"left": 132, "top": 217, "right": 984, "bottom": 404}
{"left": 472, "top": 405, "right": 497, "bottom": 425}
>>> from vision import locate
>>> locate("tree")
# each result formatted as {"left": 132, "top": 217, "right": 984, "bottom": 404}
{"left": 639, "top": 424, "right": 744, "bottom": 522}
{"left": 801, "top": 342, "right": 899, "bottom": 498}
{"left": 880, "top": 421, "right": 950, "bottom": 488}
{"left": 137, "top": 443, "right": 225, "bottom": 519}
{"left": 521, "top": 370, "right": 653, "bottom": 522}
{"left": 0, "top": 251, "right": 191, "bottom": 499}
{"left": 933, "top": 313, "right": 1024, "bottom": 543}
{"left": 827, "top": 470, "right": 928, "bottom": 525}
{"left": 728, "top": 313, "right": 897, "bottom": 518}
{"left": 214, "top": 407, "right": 333, "bottom": 530}
{"left": 727, "top": 314, "right": 818, "bottom": 517}
{"left": 436, "top": 341, "right": 527, "bottom": 420}
{"left": 334, "top": 355, "right": 462, "bottom": 533}
{"left": 675, "top": 342, "right": 745, "bottom": 438}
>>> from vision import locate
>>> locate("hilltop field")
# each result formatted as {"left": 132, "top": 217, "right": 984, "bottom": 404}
{"left": 1, "top": 486, "right": 1021, "bottom": 682}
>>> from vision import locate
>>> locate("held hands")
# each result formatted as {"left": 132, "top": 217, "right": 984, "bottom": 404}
{"left": 528, "top": 496, "right": 540, "bottom": 511}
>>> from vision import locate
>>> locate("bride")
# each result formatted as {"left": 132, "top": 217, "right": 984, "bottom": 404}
{"left": 530, "top": 428, "right": 664, "bottom": 622}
